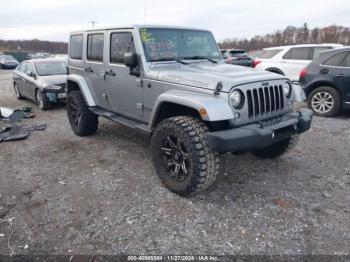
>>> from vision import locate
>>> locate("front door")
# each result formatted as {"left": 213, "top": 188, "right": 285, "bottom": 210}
{"left": 22, "top": 62, "right": 36, "bottom": 98}
{"left": 84, "top": 31, "right": 111, "bottom": 110}
{"left": 104, "top": 30, "right": 142, "bottom": 120}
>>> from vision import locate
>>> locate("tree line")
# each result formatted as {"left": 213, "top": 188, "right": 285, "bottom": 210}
{"left": 0, "top": 24, "right": 349, "bottom": 53}
{"left": 0, "top": 39, "right": 68, "bottom": 54}
{"left": 219, "top": 24, "right": 350, "bottom": 51}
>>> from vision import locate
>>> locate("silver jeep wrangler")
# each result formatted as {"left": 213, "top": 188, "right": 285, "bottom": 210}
{"left": 66, "top": 25, "right": 313, "bottom": 196}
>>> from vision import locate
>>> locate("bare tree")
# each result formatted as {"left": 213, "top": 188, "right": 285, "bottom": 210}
{"left": 218, "top": 24, "right": 349, "bottom": 51}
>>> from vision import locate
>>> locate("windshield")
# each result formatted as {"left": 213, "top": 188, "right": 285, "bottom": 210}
{"left": 140, "top": 28, "right": 222, "bottom": 62}
{"left": 34, "top": 61, "right": 68, "bottom": 76}
{"left": 1, "top": 55, "right": 15, "bottom": 61}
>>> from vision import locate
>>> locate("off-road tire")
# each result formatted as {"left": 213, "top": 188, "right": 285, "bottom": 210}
{"left": 254, "top": 134, "right": 299, "bottom": 159}
{"left": 67, "top": 90, "right": 98, "bottom": 136}
{"left": 14, "top": 83, "right": 23, "bottom": 99}
{"left": 307, "top": 86, "right": 341, "bottom": 117}
{"left": 151, "top": 116, "right": 220, "bottom": 196}
{"left": 36, "top": 90, "right": 51, "bottom": 111}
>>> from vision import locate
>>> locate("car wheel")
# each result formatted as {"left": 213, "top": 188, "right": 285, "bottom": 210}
{"left": 308, "top": 86, "right": 341, "bottom": 117}
{"left": 254, "top": 134, "right": 299, "bottom": 159}
{"left": 36, "top": 90, "right": 51, "bottom": 111}
{"left": 14, "top": 83, "right": 23, "bottom": 99}
{"left": 67, "top": 90, "right": 98, "bottom": 136}
{"left": 151, "top": 116, "right": 220, "bottom": 196}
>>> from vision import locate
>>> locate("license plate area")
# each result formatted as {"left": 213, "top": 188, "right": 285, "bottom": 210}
{"left": 272, "top": 125, "right": 295, "bottom": 143}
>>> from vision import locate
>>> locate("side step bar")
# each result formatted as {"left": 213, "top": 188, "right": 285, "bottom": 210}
{"left": 89, "top": 107, "right": 150, "bottom": 133}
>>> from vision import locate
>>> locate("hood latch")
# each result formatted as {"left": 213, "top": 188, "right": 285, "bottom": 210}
{"left": 214, "top": 81, "right": 223, "bottom": 95}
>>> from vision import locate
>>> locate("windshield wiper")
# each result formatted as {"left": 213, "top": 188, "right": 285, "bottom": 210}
{"left": 149, "top": 57, "right": 189, "bottom": 65}
{"left": 183, "top": 56, "right": 218, "bottom": 64}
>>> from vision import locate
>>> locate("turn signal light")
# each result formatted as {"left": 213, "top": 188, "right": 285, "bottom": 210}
{"left": 252, "top": 60, "right": 261, "bottom": 68}
{"left": 299, "top": 68, "right": 308, "bottom": 80}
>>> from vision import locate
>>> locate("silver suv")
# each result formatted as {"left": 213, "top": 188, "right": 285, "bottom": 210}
{"left": 66, "top": 25, "right": 313, "bottom": 196}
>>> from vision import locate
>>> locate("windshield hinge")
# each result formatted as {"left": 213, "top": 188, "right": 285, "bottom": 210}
{"left": 214, "top": 81, "right": 223, "bottom": 95}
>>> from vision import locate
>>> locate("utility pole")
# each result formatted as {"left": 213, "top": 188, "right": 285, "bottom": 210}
{"left": 144, "top": 0, "right": 147, "bottom": 24}
{"left": 89, "top": 21, "right": 98, "bottom": 29}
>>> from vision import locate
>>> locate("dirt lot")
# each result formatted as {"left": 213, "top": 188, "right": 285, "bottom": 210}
{"left": 0, "top": 69, "right": 349, "bottom": 256}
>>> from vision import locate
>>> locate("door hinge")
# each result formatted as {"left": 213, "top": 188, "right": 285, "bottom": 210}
{"left": 102, "top": 93, "right": 108, "bottom": 100}
{"left": 136, "top": 103, "right": 144, "bottom": 111}
{"left": 136, "top": 79, "right": 143, "bottom": 87}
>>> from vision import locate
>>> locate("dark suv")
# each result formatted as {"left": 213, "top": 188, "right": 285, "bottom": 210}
{"left": 299, "top": 47, "right": 350, "bottom": 117}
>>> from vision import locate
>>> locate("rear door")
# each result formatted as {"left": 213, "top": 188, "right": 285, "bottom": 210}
{"left": 280, "top": 47, "right": 313, "bottom": 81}
{"left": 104, "top": 30, "right": 142, "bottom": 120}
{"left": 332, "top": 52, "right": 350, "bottom": 100}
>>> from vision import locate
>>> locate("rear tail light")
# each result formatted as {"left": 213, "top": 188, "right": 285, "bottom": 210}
{"left": 253, "top": 60, "right": 261, "bottom": 68}
{"left": 299, "top": 68, "right": 308, "bottom": 80}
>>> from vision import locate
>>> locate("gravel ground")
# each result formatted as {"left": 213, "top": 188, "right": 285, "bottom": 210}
{"left": 0, "top": 69, "right": 349, "bottom": 256}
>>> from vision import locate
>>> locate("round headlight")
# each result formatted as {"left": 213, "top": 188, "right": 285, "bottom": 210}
{"left": 230, "top": 89, "right": 244, "bottom": 109}
{"left": 283, "top": 82, "right": 292, "bottom": 98}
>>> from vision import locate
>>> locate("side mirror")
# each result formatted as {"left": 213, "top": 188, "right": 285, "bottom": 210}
{"left": 26, "top": 71, "right": 37, "bottom": 79}
{"left": 26, "top": 71, "right": 34, "bottom": 77}
{"left": 124, "top": 52, "right": 138, "bottom": 68}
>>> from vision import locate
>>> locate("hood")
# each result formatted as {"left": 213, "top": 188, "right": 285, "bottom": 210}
{"left": 37, "top": 75, "right": 67, "bottom": 86}
{"left": 147, "top": 62, "right": 287, "bottom": 92}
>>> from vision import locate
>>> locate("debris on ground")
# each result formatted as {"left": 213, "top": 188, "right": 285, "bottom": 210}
{"left": 0, "top": 107, "right": 35, "bottom": 122}
{"left": 272, "top": 198, "right": 295, "bottom": 209}
{"left": 0, "top": 123, "right": 46, "bottom": 143}
{"left": 322, "top": 192, "right": 333, "bottom": 198}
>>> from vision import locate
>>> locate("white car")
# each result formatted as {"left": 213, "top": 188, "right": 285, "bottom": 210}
{"left": 253, "top": 44, "right": 343, "bottom": 82}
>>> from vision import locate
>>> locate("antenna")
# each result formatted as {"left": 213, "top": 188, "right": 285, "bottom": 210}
{"left": 144, "top": 0, "right": 147, "bottom": 24}
{"left": 89, "top": 21, "right": 98, "bottom": 29}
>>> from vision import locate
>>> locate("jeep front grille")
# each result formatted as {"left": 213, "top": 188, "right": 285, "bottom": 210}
{"left": 246, "top": 85, "right": 285, "bottom": 118}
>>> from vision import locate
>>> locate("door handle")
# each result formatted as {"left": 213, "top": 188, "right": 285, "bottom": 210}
{"left": 105, "top": 70, "right": 116, "bottom": 77}
{"left": 335, "top": 74, "right": 345, "bottom": 78}
{"left": 320, "top": 68, "right": 329, "bottom": 74}
{"left": 85, "top": 67, "right": 93, "bottom": 73}
{"left": 99, "top": 73, "right": 106, "bottom": 80}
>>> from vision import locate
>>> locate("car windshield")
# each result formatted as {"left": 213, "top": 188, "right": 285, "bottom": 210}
{"left": 1, "top": 55, "right": 15, "bottom": 60}
{"left": 140, "top": 28, "right": 222, "bottom": 62}
{"left": 34, "top": 61, "right": 68, "bottom": 76}
{"left": 229, "top": 50, "right": 249, "bottom": 58}
{"left": 257, "top": 49, "right": 282, "bottom": 59}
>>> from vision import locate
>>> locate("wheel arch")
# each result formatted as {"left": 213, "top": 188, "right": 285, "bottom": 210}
{"left": 266, "top": 67, "right": 285, "bottom": 76}
{"left": 304, "top": 81, "right": 341, "bottom": 99}
{"left": 149, "top": 90, "right": 234, "bottom": 129}
{"left": 67, "top": 74, "right": 96, "bottom": 107}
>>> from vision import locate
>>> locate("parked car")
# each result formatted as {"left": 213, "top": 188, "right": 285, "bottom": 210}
{"left": 299, "top": 47, "right": 350, "bottom": 117}
{"left": 253, "top": 44, "right": 343, "bottom": 82}
{"left": 66, "top": 25, "right": 312, "bottom": 196}
{"left": 0, "top": 55, "right": 19, "bottom": 69}
{"left": 221, "top": 49, "right": 253, "bottom": 67}
{"left": 13, "top": 59, "right": 68, "bottom": 110}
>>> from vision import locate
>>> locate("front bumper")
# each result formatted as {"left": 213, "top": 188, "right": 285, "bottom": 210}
{"left": 1, "top": 64, "right": 17, "bottom": 69}
{"left": 43, "top": 86, "right": 66, "bottom": 102}
{"left": 207, "top": 108, "right": 313, "bottom": 153}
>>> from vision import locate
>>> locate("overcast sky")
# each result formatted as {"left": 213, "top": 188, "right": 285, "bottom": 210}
{"left": 1, "top": 0, "right": 349, "bottom": 42}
